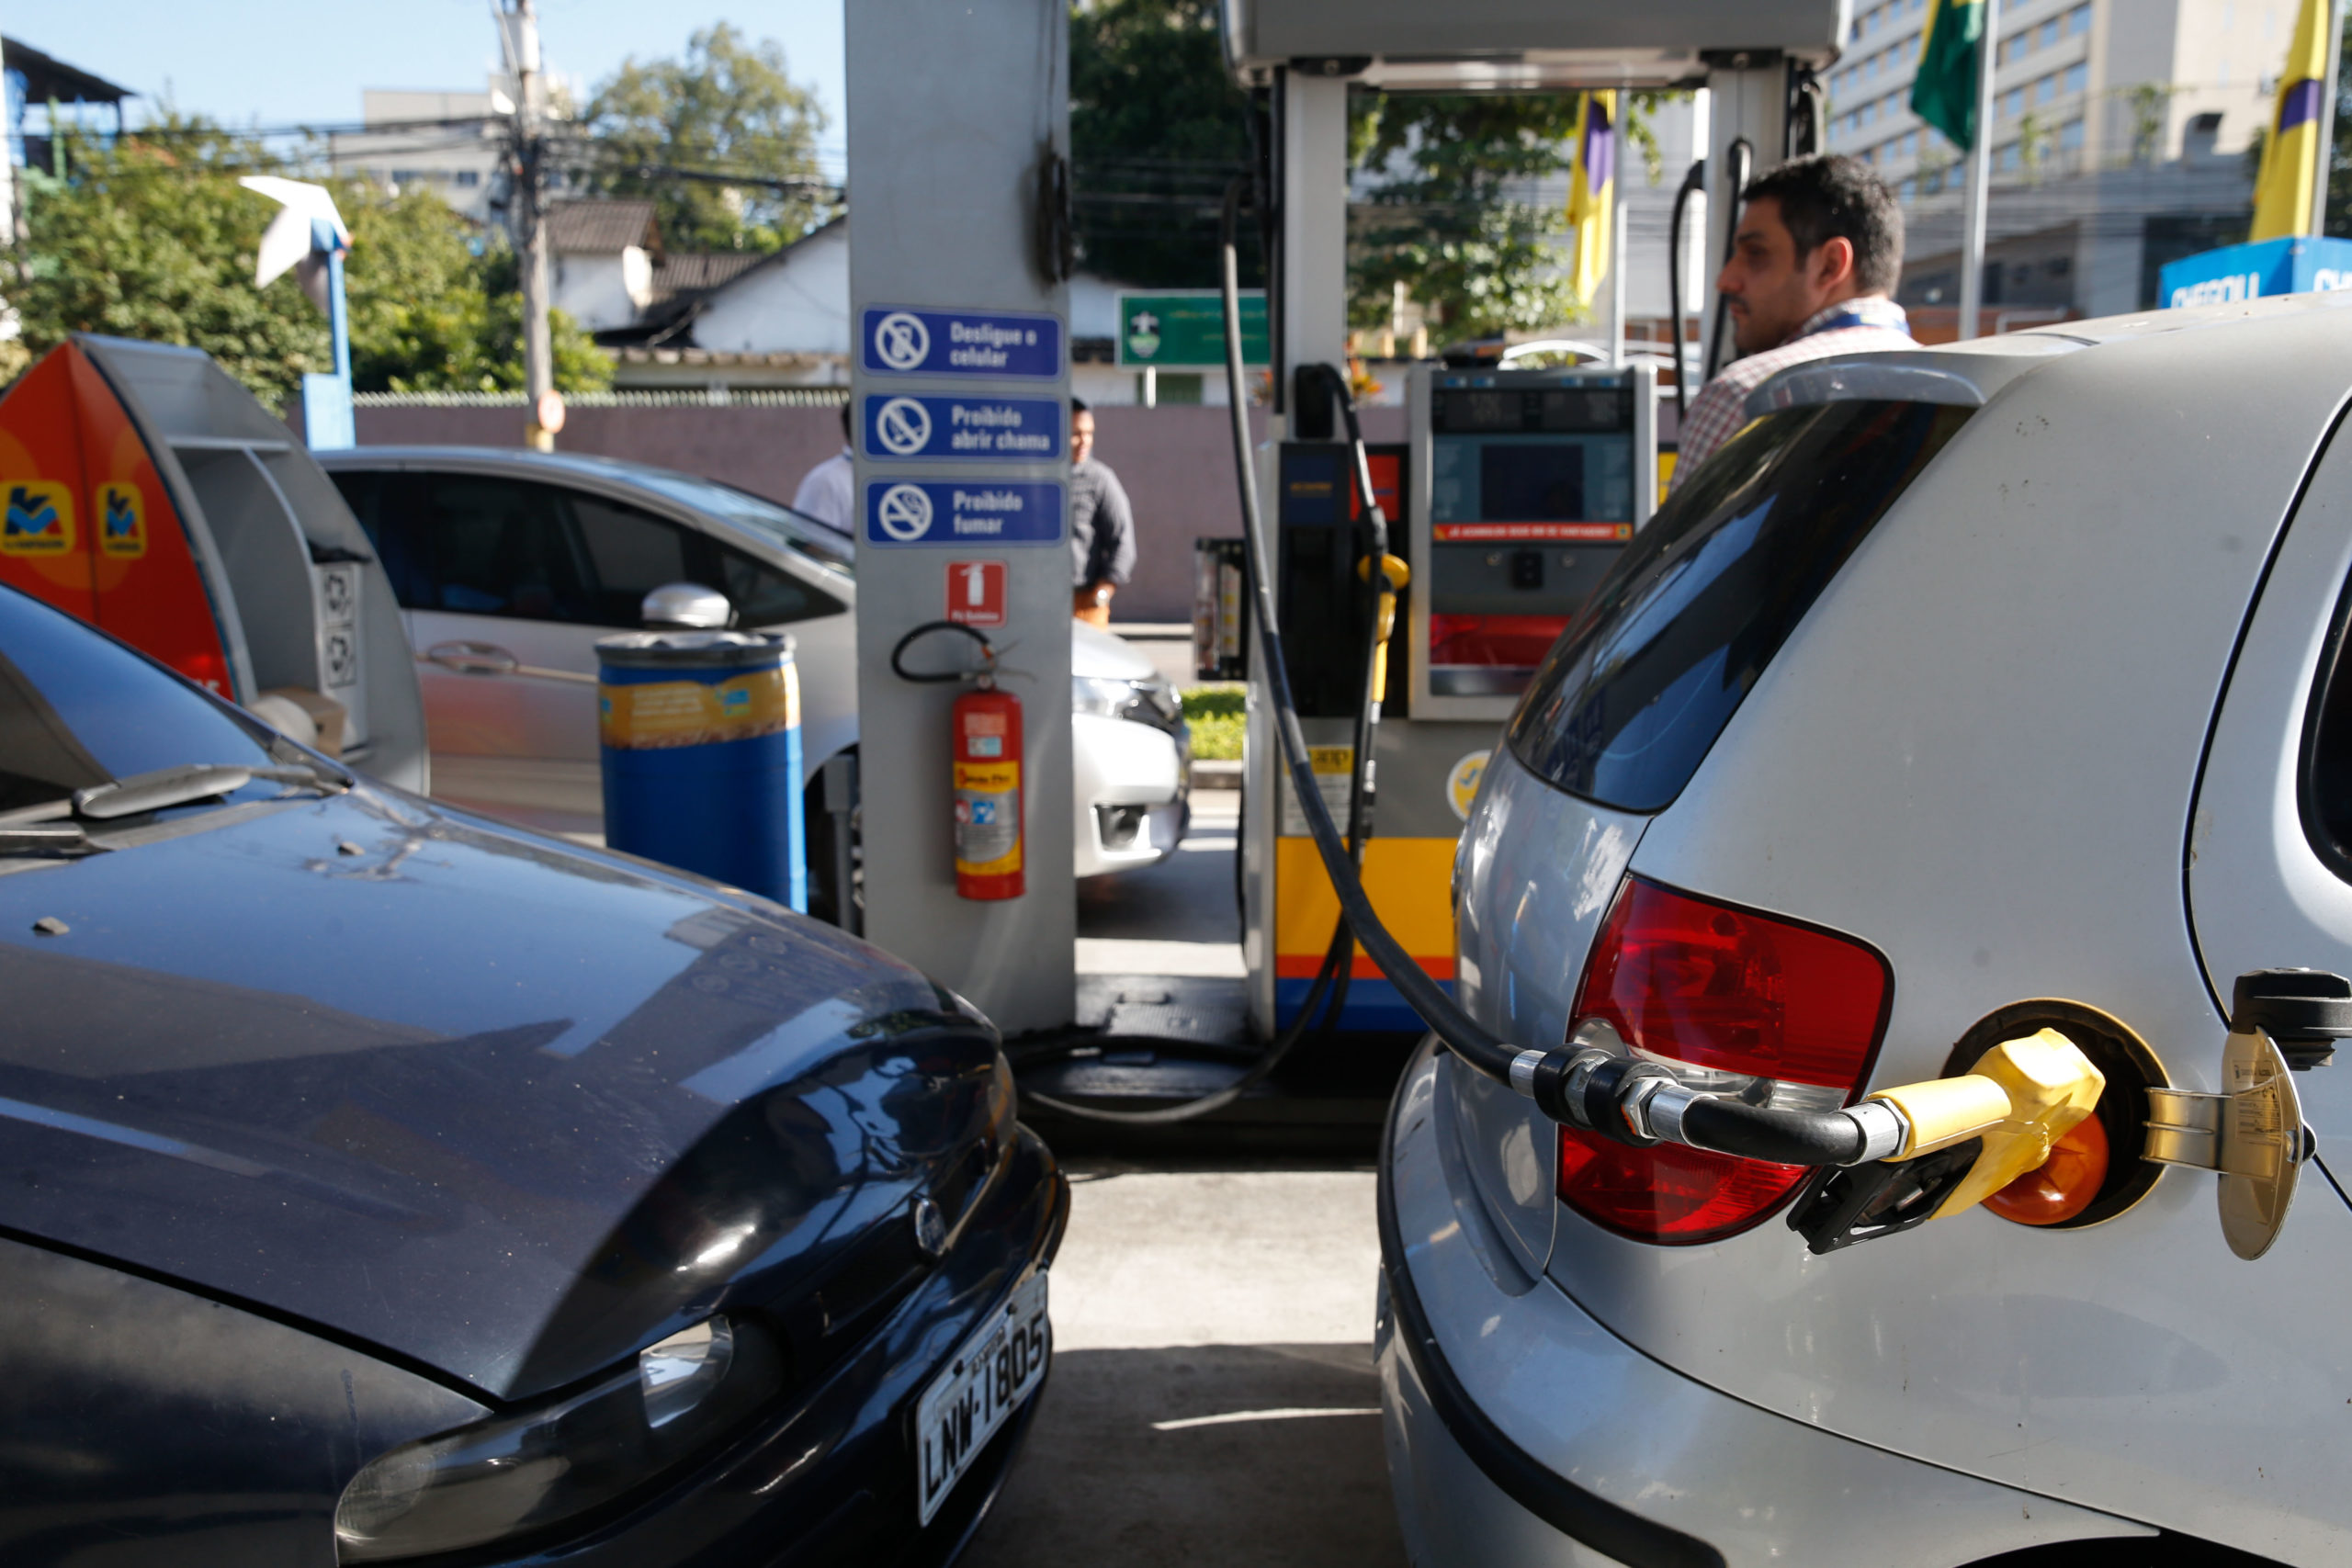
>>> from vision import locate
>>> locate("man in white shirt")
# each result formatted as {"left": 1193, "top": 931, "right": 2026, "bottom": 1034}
{"left": 1670, "top": 155, "right": 1914, "bottom": 492}
{"left": 791, "top": 402, "right": 856, "bottom": 536}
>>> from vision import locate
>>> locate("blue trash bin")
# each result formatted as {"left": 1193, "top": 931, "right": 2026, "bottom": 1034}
{"left": 596, "top": 629, "right": 806, "bottom": 910}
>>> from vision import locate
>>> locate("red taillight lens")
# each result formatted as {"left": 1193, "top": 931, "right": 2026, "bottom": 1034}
{"left": 1558, "top": 876, "right": 1892, "bottom": 1244}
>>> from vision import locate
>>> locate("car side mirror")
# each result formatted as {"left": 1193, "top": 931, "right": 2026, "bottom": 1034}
{"left": 641, "top": 583, "right": 735, "bottom": 631}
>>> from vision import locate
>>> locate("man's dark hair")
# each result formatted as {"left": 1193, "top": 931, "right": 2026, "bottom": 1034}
{"left": 1071, "top": 395, "right": 1091, "bottom": 414}
{"left": 837, "top": 400, "right": 851, "bottom": 437}
{"left": 1741, "top": 154, "right": 1905, "bottom": 295}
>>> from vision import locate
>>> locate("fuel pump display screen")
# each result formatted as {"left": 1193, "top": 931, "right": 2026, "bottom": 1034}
{"left": 1426, "top": 378, "right": 1639, "bottom": 697}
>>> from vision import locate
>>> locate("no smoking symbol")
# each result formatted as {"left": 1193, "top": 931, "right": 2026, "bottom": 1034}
{"left": 875, "top": 397, "right": 932, "bottom": 456}
{"left": 877, "top": 484, "right": 934, "bottom": 541}
{"left": 873, "top": 311, "right": 929, "bottom": 371}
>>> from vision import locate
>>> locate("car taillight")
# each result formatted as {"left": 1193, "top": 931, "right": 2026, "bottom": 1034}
{"left": 1559, "top": 876, "right": 1892, "bottom": 1244}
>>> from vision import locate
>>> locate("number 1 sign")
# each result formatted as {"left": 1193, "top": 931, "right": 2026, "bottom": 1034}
{"left": 946, "top": 560, "right": 1007, "bottom": 627}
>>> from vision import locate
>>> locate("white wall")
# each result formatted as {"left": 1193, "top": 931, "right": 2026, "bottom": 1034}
{"left": 551, "top": 249, "right": 651, "bottom": 333}
{"left": 695, "top": 225, "right": 853, "bottom": 355}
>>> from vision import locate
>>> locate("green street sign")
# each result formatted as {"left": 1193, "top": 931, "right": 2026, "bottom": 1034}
{"left": 1117, "top": 291, "right": 1269, "bottom": 368}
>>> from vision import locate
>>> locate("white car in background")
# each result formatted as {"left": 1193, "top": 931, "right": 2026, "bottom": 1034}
{"left": 1385, "top": 295, "right": 2352, "bottom": 1567}
{"left": 320, "top": 447, "right": 1187, "bottom": 919}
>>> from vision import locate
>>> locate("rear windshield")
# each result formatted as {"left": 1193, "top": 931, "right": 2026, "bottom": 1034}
{"left": 1508, "top": 399, "right": 1972, "bottom": 812}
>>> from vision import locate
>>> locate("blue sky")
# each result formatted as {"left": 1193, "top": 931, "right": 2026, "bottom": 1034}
{"left": 18, "top": 2, "right": 846, "bottom": 174}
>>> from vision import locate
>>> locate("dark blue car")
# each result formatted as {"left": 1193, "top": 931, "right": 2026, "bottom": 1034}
{"left": 0, "top": 582, "right": 1065, "bottom": 1566}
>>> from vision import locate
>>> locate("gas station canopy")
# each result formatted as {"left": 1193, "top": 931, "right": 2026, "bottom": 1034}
{"left": 1219, "top": 0, "right": 1849, "bottom": 88}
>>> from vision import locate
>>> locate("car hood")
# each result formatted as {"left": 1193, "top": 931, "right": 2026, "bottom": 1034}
{"left": 1070, "top": 619, "right": 1160, "bottom": 681}
{"left": 0, "top": 786, "right": 1003, "bottom": 1401}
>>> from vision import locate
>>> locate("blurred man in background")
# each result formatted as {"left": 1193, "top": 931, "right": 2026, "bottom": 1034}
{"left": 1069, "top": 398, "right": 1135, "bottom": 626}
{"left": 791, "top": 402, "right": 856, "bottom": 537}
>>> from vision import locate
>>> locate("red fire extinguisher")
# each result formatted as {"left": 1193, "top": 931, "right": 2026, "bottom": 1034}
{"left": 952, "top": 675, "right": 1024, "bottom": 900}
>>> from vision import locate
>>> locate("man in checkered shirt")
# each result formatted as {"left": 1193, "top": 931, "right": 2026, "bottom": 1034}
{"left": 1670, "top": 155, "right": 1913, "bottom": 493}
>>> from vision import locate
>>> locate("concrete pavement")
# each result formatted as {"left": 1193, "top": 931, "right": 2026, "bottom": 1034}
{"left": 961, "top": 1160, "right": 1406, "bottom": 1568}
{"left": 969, "top": 789, "right": 1408, "bottom": 1567}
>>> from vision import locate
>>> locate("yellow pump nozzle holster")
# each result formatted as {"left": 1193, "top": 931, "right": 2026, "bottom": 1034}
{"left": 1865, "top": 1028, "right": 2106, "bottom": 1221}
{"left": 1358, "top": 554, "right": 1409, "bottom": 703}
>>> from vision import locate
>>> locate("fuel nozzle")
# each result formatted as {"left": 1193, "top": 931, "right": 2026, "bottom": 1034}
{"left": 1510, "top": 1021, "right": 2109, "bottom": 1256}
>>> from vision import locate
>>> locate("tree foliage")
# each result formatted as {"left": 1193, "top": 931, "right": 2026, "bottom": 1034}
{"left": 15, "top": 120, "right": 326, "bottom": 403}
{"left": 1069, "top": 0, "right": 1262, "bottom": 287}
{"left": 1066, "top": 1, "right": 1662, "bottom": 343}
{"left": 582, "top": 24, "right": 833, "bottom": 253}
{"left": 15, "top": 116, "right": 608, "bottom": 408}
{"left": 1347, "top": 95, "right": 1593, "bottom": 339}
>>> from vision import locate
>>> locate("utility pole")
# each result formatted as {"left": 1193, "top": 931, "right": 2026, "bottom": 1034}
{"left": 499, "top": 0, "right": 558, "bottom": 450}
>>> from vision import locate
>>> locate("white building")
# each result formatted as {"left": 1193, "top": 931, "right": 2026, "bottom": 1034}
{"left": 1828, "top": 0, "right": 2278, "bottom": 187}
{"left": 1823, "top": 0, "right": 2263, "bottom": 321}
{"left": 326, "top": 85, "right": 510, "bottom": 224}
{"left": 544, "top": 199, "right": 660, "bottom": 334}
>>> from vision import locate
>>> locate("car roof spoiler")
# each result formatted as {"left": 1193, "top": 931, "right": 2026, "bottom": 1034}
{"left": 1743, "top": 333, "right": 2084, "bottom": 420}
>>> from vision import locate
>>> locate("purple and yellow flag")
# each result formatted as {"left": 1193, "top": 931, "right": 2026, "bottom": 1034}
{"left": 2254, "top": 0, "right": 2334, "bottom": 239}
{"left": 1566, "top": 91, "right": 1617, "bottom": 308}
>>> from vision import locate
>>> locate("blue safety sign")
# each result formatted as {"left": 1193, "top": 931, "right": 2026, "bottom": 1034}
{"left": 864, "top": 480, "right": 1065, "bottom": 547}
{"left": 860, "top": 306, "right": 1063, "bottom": 379}
{"left": 862, "top": 393, "right": 1063, "bottom": 461}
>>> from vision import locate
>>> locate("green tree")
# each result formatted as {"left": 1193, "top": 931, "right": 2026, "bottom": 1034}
{"left": 1069, "top": 0, "right": 1262, "bottom": 286}
{"left": 1350, "top": 94, "right": 1656, "bottom": 341}
{"left": 1066, "top": 2, "right": 1662, "bottom": 342}
{"left": 582, "top": 24, "right": 833, "bottom": 253}
{"left": 16, "top": 118, "right": 327, "bottom": 405}
{"left": 2327, "top": 7, "right": 2352, "bottom": 234}
{"left": 16, "top": 117, "right": 607, "bottom": 406}
{"left": 345, "top": 187, "right": 610, "bottom": 394}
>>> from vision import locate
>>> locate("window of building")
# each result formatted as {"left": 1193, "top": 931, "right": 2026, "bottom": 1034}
{"left": 2006, "top": 86, "right": 2026, "bottom": 117}
{"left": 2061, "top": 117, "right": 2086, "bottom": 151}
{"left": 2037, "top": 73, "right": 2059, "bottom": 104}
{"left": 1900, "top": 177, "right": 1919, "bottom": 200}
{"left": 1997, "top": 141, "right": 2021, "bottom": 172}
{"left": 2065, "top": 61, "right": 2088, "bottom": 94}
{"left": 455, "top": 170, "right": 481, "bottom": 187}
{"left": 2068, "top": 2, "right": 2092, "bottom": 31}
{"left": 2039, "top": 17, "right": 2060, "bottom": 46}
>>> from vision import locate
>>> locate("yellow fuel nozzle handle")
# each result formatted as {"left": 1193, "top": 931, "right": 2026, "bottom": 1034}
{"left": 1866, "top": 1028, "right": 2105, "bottom": 1221}
{"left": 1357, "top": 554, "right": 1409, "bottom": 704}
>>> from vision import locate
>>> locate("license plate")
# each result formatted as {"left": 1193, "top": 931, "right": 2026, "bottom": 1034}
{"left": 913, "top": 1269, "right": 1049, "bottom": 1525}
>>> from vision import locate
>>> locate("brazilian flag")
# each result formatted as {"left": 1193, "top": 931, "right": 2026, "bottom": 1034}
{"left": 1910, "top": 0, "right": 1987, "bottom": 152}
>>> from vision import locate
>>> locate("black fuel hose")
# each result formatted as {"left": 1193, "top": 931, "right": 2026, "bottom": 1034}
{"left": 1679, "top": 1099, "right": 1868, "bottom": 1167}
{"left": 1665, "top": 159, "right": 1705, "bottom": 427}
{"left": 1016, "top": 182, "right": 1908, "bottom": 1160}
{"left": 1201, "top": 179, "right": 1525, "bottom": 1093}
{"left": 1702, "top": 137, "right": 1753, "bottom": 383}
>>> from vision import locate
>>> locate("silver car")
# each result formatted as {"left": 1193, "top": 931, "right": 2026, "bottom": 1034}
{"left": 1384, "top": 294, "right": 2352, "bottom": 1566}
{"left": 319, "top": 447, "right": 1188, "bottom": 912}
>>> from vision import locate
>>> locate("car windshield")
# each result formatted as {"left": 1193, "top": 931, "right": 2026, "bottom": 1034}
{"left": 623, "top": 469, "right": 857, "bottom": 576}
{"left": 1507, "top": 398, "right": 1972, "bottom": 813}
{"left": 0, "top": 586, "right": 280, "bottom": 818}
